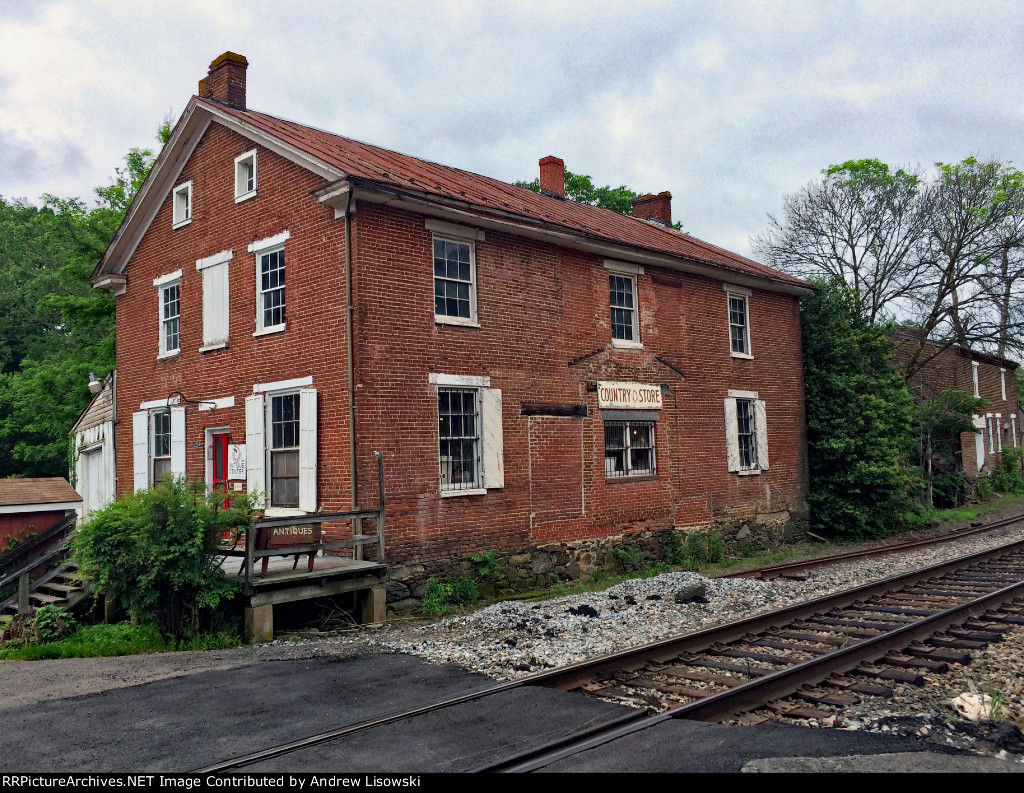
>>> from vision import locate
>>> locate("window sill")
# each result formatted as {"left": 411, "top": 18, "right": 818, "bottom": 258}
{"left": 736, "top": 468, "right": 762, "bottom": 476}
{"left": 263, "top": 507, "right": 308, "bottom": 518}
{"left": 156, "top": 351, "right": 180, "bottom": 361}
{"left": 730, "top": 351, "right": 754, "bottom": 360}
{"left": 435, "top": 316, "right": 480, "bottom": 329}
{"left": 611, "top": 340, "right": 643, "bottom": 351}
{"left": 605, "top": 474, "right": 658, "bottom": 483}
{"left": 440, "top": 487, "right": 486, "bottom": 498}
{"left": 235, "top": 190, "right": 257, "bottom": 204}
{"left": 172, "top": 218, "right": 192, "bottom": 230}
{"left": 253, "top": 325, "right": 286, "bottom": 338}
{"left": 199, "top": 342, "right": 229, "bottom": 353}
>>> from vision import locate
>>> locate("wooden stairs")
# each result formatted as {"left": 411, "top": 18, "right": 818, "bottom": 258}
{"left": 1, "top": 562, "right": 91, "bottom": 616}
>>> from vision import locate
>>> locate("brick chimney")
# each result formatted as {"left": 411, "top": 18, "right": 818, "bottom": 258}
{"left": 539, "top": 156, "right": 565, "bottom": 197}
{"left": 198, "top": 52, "right": 248, "bottom": 109}
{"left": 632, "top": 192, "right": 672, "bottom": 226}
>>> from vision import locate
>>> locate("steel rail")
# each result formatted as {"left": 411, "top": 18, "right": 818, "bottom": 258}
{"left": 486, "top": 572, "right": 1024, "bottom": 772}
{"left": 717, "top": 510, "right": 1024, "bottom": 580}
{"left": 194, "top": 532, "right": 1024, "bottom": 773}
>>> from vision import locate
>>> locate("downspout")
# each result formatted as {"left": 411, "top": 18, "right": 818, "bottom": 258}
{"left": 344, "top": 189, "right": 357, "bottom": 510}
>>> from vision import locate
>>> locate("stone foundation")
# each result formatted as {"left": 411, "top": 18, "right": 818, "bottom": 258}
{"left": 385, "top": 512, "right": 808, "bottom": 616}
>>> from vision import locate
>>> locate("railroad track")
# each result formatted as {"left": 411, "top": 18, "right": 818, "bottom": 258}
{"left": 196, "top": 515, "right": 1024, "bottom": 773}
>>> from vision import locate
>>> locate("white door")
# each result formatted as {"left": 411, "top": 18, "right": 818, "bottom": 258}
{"left": 83, "top": 447, "right": 104, "bottom": 515}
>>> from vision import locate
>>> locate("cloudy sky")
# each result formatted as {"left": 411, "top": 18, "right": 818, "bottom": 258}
{"left": 1, "top": 0, "right": 1021, "bottom": 258}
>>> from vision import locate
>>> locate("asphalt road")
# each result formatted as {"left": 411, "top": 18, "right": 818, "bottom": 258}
{"left": 5, "top": 651, "right": 1021, "bottom": 773}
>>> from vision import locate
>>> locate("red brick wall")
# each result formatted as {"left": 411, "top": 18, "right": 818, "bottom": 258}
{"left": 897, "top": 341, "right": 1020, "bottom": 478}
{"left": 113, "top": 121, "right": 810, "bottom": 567}
{"left": 112, "top": 123, "right": 354, "bottom": 511}
{"left": 350, "top": 203, "right": 809, "bottom": 563}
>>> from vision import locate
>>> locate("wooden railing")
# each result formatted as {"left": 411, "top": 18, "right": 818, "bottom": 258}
{"left": 225, "top": 451, "right": 386, "bottom": 585}
{"left": 0, "top": 514, "right": 76, "bottom": 614}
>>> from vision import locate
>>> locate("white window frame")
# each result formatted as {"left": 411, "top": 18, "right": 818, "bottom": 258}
{"left": 154, "top": 270, "right": 183, "bottom": 359}
{"left": 996, "top": 414, "right": 1003, "bottom": 452}
{"left": 1012, "top": 414, "right": 1018, "bottom": 448}
{"left": 987, "top": 413, "right": 995, "bottom": 454}
{"left": 235, "top": 150, "right": 257, "bottom": 203}
{"left": 724, "top": 283, "right": 753, "bottom": 359}
{"left": 432, "top": 234, "right": 479, "bottom": 327}
{"left": 973, "top": 361, "right": 980, "bottom": 398}
{"left": 1001, "top": 368, "right": 1007, "bottom": 401}
{"left": 724, "top": 390, "right": 769, "bottom": 474}
{"left": 132, "top": 405, "right": 185, "bottom": 492}
{"left": 172, "top": 181, "right": 192, "bottom": 228}
{"left": 249, "top": 231, "right": 290, "bottom": 336}
{"left": 605, "top": 261, "right": 643, "bottom": 349}
{"left": 245, "top": 384, "right": 317, "bottom": 517}
{"left": 430, "top": 373, "right": 503, "bottom": 496}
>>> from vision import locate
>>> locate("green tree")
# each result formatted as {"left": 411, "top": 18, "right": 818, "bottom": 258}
{"left": 801, "top": 279, "right": 920, "bottom": 539}
{"left": 516, "top": 170, "right": 683, "bottom": 229}
{"left": 0, "top": 144, "right": 158, "bottom": 477}
{"left": 914, "top": 389, "right": 986, "bottom": 508}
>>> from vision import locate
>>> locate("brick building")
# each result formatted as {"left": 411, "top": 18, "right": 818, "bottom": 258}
{"left": 90, "top": 53, "right": 813, "bottom": 584}
{"left": 896, "top": 333, "right": 1020, "bottom": 479}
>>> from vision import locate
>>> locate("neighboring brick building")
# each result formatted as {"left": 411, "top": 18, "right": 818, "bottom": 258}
{"left": 896, "top": 332, "right": 1020, "bottom": 480}
{"left": 91, "top": 53, "right": 813, "bottom": 579}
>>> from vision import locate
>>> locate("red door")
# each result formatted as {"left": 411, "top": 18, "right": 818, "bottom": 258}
{"left": 212, "top": 433, "right": 230, "bottom": 509}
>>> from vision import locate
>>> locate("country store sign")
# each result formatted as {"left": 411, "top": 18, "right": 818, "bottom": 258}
{"left": 597, "top": 381, "right": 663, "bottom": 410}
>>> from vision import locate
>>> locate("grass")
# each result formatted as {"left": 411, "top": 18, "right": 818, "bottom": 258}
{"left": 0, "top": 622, "right": 242, "bottom": 661}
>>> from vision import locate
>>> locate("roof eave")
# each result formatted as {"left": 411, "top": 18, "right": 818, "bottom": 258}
{"left": 330, "top": 178, "right": 813, "bottom": 296}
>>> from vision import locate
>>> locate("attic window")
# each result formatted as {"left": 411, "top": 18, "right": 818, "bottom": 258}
{"left": 235, "top": 150, "right": 257, "bottom": 202}
{"left": 172, "top": 182, "right": 192, "bottom": 228}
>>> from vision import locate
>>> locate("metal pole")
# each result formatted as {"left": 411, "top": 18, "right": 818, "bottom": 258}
{"left": 375, "top": 451, "right": 386, "bottom": 563}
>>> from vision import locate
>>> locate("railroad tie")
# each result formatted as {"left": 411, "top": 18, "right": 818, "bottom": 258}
{"left": 854, "top": 664, "right": 925, "bottom": 686}
{"left": 883, "top": 652, "right": 949, "bottom": 673}
{"left": 824, "top": 676, "right": 894, "bottom": 698}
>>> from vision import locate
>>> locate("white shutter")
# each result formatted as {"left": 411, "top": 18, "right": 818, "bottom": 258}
{"left": 202, "top": 262, "right": 229, "bottom": 346}
{"left": 132, "top": 410, "right": 150, "bottom": 492}
{"left": 723, "top": 398, "right": 740, "bottom": 472}
{"left": 245, "top": 394, "right": 266, "bottom": 508}
{"left": 299, "top": 388, "right": 318, "bottom": 512}
{"left": 170, "top": 406, "right": 186, "bottom": 477}
{"left": 481, "top": 388, "right": 504, "bottom": 489}
{"left": 755, "top": 399, "right": 770, "bottom": 470}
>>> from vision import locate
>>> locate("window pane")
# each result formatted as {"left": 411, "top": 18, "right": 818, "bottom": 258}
{"left": 438, "top": 387, "right": 478, "bottom": 489}
{"left": 271, "top": 393, "right": 300, "bottom": 450}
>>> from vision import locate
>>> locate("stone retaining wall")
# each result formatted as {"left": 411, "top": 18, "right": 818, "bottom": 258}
{"left": 385, "top": 512, "right": 808, "bottom": 616}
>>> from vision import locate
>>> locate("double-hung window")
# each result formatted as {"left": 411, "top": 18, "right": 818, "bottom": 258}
{"left": 604, "top": 421, "right": 656, "bottom": 478}
{"left": 235, "top": 150, "right": 257, "bottom": 202}
{"left": 724, "top": 390, "right": 769, "bottom": 473}
{"left": 433, "top": 237, "right": 477, "bottom": 324}
{"left": 172, "top": 181, "right": 192, "bottom": 228}
{"left": 973, "top": 362, "right": 980, "bottom": 397}
{"left": 249, "top": 231, "right": 290, "bottom": 335}
{"left": 154, "top": 270, "right": 182, "bottom": 358}
{"left": 1001, "top": 368, "right": 1007, "bottom": 401}
{"left": 430, "top": 373, "right": 503, "bottom": 495}
{"left": 132, "top": 403, "right": 185, "bottom": 491}
{"left": 604, "top": 260, "right": 642, "bottom": 347}
{"left": 438, "top": 388, "right": 480, "bottom": 491}
{"left": 245, "top": 378, "right": 317, "bottom": 515}
{"left": 724, "top": 284, "right": 752, "bottom": 358}
{"left": 151, "top": 411, "right": 172, "bottom": 483}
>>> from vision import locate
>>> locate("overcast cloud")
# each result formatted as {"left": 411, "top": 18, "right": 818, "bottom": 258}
{"left": 0, "top": 0, "right": 1021, "bottom": 258}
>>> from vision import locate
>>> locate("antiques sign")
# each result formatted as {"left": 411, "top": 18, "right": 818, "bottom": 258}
{"left": 597, "top": 381, "right": 663, "bottom": 410}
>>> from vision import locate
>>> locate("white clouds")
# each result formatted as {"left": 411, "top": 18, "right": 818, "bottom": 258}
{"left": 0, "top": 0, "right": 1022, "bottom": 256}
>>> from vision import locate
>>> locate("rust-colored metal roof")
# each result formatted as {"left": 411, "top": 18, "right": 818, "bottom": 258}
{"left": 202, "top": 99, "right": 808, "bottom": 289}
{"left": 0, "top": 478, "right": 82, "bottom": 508}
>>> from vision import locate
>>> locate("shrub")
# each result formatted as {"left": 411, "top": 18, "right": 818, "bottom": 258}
{"left": 613, "top": 546, "right": 644, "bottom": 572}
{"left": 33, "top": 605, "right": 77, "bottom": 644}
{"left": 470, "top": 549, "right": 505, "bottom": 581}
{"left": 992, "top": 448, "right": 1024, "bottom": 495}
{"left": 73, "top": 477, "right": 255, "bottom": 641}
{"left": 977, "top": 478, "right": 993, "bottom": 501}
{"left": 421, "top": 575, "right": 480, "bottom": 617}
{"left": 662, "top": 530, "right": 685, "bottom": 566}
{"left": 680, "top": 532, "right": 725, "bottom": 568}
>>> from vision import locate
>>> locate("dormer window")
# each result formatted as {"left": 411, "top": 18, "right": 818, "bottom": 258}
{"left": 172, "top": 182, "right": 192, "bottom": 228}
{"left": 235, "top": 150, "right": 257, "bottom": 202}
